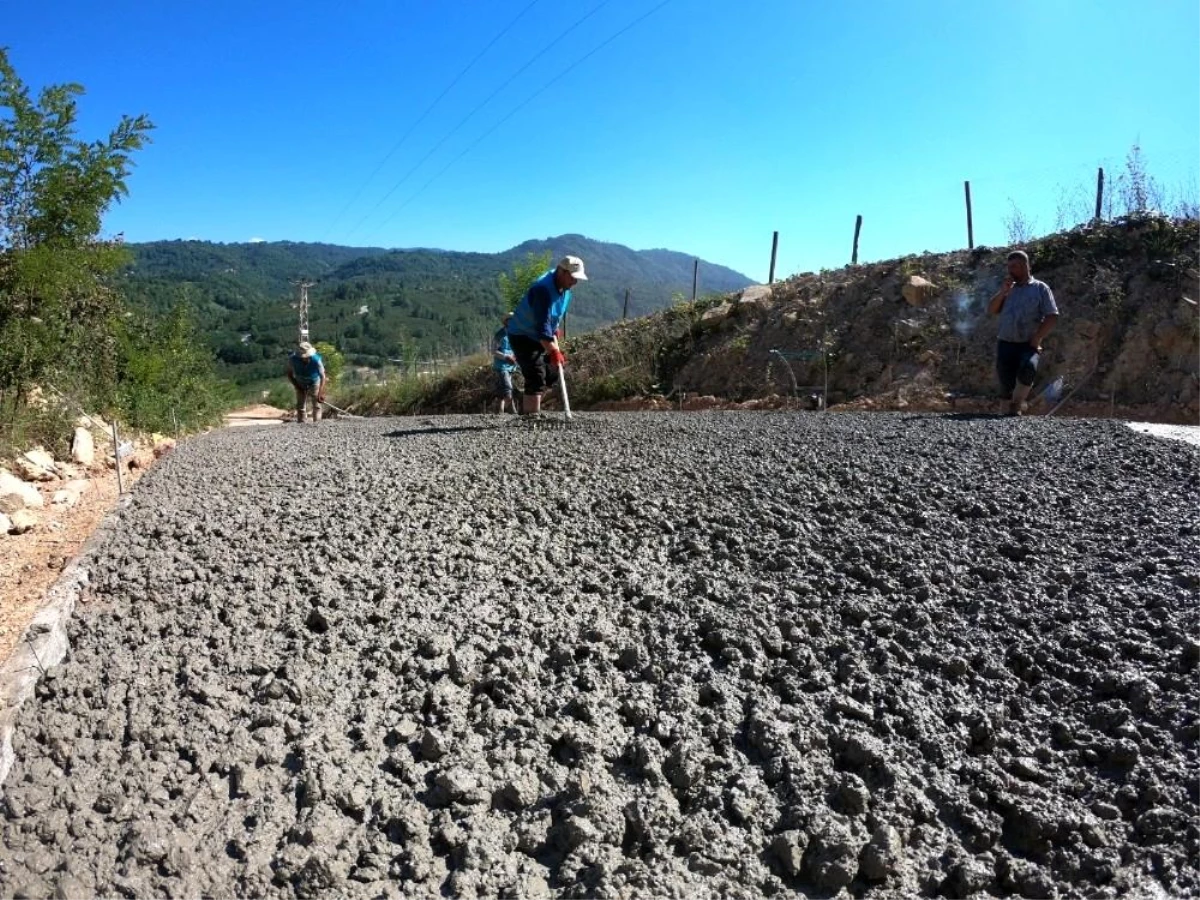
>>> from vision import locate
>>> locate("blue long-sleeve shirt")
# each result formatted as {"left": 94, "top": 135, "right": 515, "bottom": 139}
{"left": 507, "top": 270, "right": 571, "bottom": 342}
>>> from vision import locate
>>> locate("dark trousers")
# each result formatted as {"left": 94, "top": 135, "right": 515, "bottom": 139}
{"left": 996, "top": 341, "right": 1039, "bottom": 395}
{"left": 510, "top": 334, "right": 559, "bottom": 395}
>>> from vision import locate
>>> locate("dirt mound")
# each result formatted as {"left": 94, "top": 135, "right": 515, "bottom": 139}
{"left": 1, "top": 413, "right": 1197, "bottom": 897}
{"left": 672, "top": 217, "right": 1198, "bottom": 422}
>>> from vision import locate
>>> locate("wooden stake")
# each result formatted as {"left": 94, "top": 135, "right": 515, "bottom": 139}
{"left": 111, "top": 422, "right": 124, "bottom": 495}
{"left": 964, "top": 181, "right": 974, "bottom": 249}
{"left": 1094, "top": 167, "right": 1105, "bottom": 222}
{"left": 768, "top": 231, "right": 779, "bottom": 284}
{"left": 622, "top": 288, "right": 630, "bottom": 320}
{"left": 691, "top": 259, "right": 699, "bottom": 303}
{"left": 851, "top": 215, "right": 862, "bottom": 265}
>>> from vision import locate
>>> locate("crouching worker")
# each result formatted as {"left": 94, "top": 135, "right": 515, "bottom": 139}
{"left": 988, "top": 250, "right": 1059, "bottom": 416}
{"left": 507, "top": 256, "right": 587, "bottom": 415}
{"left": 287, "top": 341, "right": 327, "bottom": 423}
{"left": 493, "top": 314, "right": 519, "bottom": 414}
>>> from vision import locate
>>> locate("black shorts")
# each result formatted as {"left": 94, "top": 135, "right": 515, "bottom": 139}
{"left": 996, "top": 340, "right": 1040, "bottom": 394}
{"left": 509, "top": 334, "right": 559, "bottom": 395}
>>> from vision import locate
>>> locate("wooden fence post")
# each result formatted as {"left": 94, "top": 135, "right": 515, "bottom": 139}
{"left": 768, "top": 231, "right": 779, "bottom": 284}
{"left": 623, "top": 288, "right": 630, "bottom": 321}
{"left": 851, "top": 215, "right": 863, "bottom": 265}
{"left": 111, "top": 422, "right": 124, "bottom": 495}
{"left": 964, "top": 181, "right": 974, "bottom": 249}
{"left": 691, "top": 259, "right": 699, "bottom": 303}
{"left": 1094, "top": 167, "right": 1105, "bottom": 222}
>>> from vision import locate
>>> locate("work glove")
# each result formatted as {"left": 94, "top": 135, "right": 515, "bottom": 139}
{"left": 548, "top": 347, "right": 566, "bottom": 369}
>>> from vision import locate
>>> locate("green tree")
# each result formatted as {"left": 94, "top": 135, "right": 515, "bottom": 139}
{"left": 0, "top": 48, "right": 154, "bottom": 405}
{"left": 497, "top": 251, "right": 552, "bottom": 313}
{"left": 313, "top": 341, "right": 345, "bottom": 383}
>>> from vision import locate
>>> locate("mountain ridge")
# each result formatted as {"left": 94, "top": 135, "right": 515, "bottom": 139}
{"left": 120, "top": 234, "right": 754, "bottom": 385}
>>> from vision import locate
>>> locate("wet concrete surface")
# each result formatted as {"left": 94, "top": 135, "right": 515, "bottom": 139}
{"left": 1, "top": 412, "right": 1196, "bottom": 898}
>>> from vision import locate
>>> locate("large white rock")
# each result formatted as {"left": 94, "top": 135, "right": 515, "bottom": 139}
{"left": 52, "top": 490, "right": 77, "bottom": 508}
{"left": 738, "top": 285, "right": 774, "bottom": 306}
{"left": 61, "top": 479, "right": 93, "bottom": 498}
{"left": 0, "top": 471, "right": 43, "bottom": 513}
{"left": 901, "top": 275, "right": 935, "bottom": 307}
{"left": 0, "top": 513, "right": 11, "bottom": 535}
{"left": 8, "top": 508, "right": 38, "bottom": 534}
{"left": 71, "top": 426, "right": 95, "bottom": 466}
{"left": 15, "top": 449, "right": 56, "bottom": 482}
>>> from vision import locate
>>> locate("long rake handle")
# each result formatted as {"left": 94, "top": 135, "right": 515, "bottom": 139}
{"left": 556, "top": 365, "right": 573, "bottom": 421}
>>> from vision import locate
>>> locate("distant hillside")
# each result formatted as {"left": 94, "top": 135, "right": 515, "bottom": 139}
{"left": 121, "top": 235, "right": 752, "bottom": 384}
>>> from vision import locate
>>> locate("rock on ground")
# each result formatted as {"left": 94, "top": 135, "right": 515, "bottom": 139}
{"left": 0, "top": 412, "right": 1197, "bottom": 899}
{"left": 6, "top": 509, "right": 38, "bottom": 535}
{"left": 71, "top": 427, "right": 95, "bottom": 467}
{"left": 0, "top": 473, "right": 42, "bottom": 513}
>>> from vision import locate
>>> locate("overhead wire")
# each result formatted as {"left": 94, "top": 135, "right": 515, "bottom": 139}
{"left": 320, "top": 0, "right": 543, "bottom": 240}
{"left": 372, "top": 0, "right": 676, "bottom": 234}
{"left": 341, "top": 0, "right": 618, "bottom": 240}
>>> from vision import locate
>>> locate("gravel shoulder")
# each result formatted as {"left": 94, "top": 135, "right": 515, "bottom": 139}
{"left": 1, "top": 412, "right": 1196, "bottom": 899}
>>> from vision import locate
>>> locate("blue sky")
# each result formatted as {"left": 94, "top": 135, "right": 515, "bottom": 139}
{"left": 6, "top": 0, "right": 1198, "bottom": 282}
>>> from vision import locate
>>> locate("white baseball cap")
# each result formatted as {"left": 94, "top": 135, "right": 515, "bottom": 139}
{"left": 298, "top": 341, "right": 316, "bottom": 358}
{"left": 557, "top": 255, "right": 588, "bottom": 281}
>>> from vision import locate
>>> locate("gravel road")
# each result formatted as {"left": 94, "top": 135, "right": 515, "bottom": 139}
{"left": 1, "top": 412, "right": 1197, "bottom": 899}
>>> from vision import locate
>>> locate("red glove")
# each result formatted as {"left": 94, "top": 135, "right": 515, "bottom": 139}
{"left": 548, "top": 347, "right": 566, "bottom": 369}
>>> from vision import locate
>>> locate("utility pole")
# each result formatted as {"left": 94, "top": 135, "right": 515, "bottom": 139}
{"left": 290, "top": 279, "right": 316, "bottom": 343}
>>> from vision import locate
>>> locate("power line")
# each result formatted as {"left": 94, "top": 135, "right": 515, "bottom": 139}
{"left": 320, "top": 0, "right": 543, "bottom": 241}
{"left": 373, "top": 0, "right": 676, "bottom": 234}
{"left": 341, "top": 0, "right": 617, "bottom": 240}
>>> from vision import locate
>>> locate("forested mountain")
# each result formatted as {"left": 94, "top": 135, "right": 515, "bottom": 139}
{"left": 121, "top": 235, "right": 753, "bottom": 383}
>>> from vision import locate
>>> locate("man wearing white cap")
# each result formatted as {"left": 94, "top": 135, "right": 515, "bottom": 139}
{"left": 286, "top": 341, "right": 327, "bottom": 423}
{"left": 506, "top": 255, "right": 587, "bottom": 415}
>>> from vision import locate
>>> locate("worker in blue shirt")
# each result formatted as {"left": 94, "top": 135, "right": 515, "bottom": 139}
{"left": 492, "top": 313, "right": 519, "bottom": 414}
{"left": 286, "top": 341, "right": 326, "bottom": 423}
{"left": 506, "top": 255, "right": 587, "bottom": 415}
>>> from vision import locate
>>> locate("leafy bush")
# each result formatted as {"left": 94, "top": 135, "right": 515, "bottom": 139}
{"left": 113, "top": 305, "right": 235, "bottom": 433}
{"left": 263, "top": 383, "right": 296, "bottom": 411}
{"left": 0, "top": 396, "right": 76, "bottom": 460}
{"left": 313, "top": 341, "right": 345, "bottom": 383}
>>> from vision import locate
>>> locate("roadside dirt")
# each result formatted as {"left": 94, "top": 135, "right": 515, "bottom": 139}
{"left": 0, "top": 405, "right": 285, "bottom": 667}
{"left": 0, "top": 468, "right": 140, "bottom": 665}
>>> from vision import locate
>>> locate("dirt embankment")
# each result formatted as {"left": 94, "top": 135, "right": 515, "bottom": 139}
{"left": 674, "top": 216, "right": 1198, "bottom": 422}
{"left": 1, "top": 413, "right": 1196, "bottom": 898}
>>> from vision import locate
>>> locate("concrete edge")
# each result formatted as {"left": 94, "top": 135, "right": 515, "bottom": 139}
{"left": 0, "top": 491, "right": 133, "bottom": 789}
